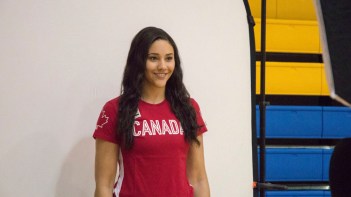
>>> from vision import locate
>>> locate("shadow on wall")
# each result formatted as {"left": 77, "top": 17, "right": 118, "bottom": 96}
{"left": 55, "top": 137, "right": 95, "bottom": 197}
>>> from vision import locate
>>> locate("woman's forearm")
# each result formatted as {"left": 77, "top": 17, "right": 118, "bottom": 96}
{"left": 94, "top": 140, "right": 118, "bottom": 197}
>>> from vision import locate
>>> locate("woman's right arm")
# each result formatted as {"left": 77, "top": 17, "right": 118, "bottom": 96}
{"left": 94, "top": 139, "right": 119, "bottom": 197}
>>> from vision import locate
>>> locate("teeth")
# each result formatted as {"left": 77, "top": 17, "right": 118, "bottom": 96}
{"left": 155, "top": 73, "right": 166, "bottom": 77}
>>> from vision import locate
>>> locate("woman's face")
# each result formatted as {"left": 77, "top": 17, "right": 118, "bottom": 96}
{"left": 143, "top": 39, "right": 175, "bottom": 92}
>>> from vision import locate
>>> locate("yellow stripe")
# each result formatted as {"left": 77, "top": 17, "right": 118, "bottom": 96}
{"left": 250, "top": 0, "right": 329, "bottom": 95}
{"left": 256, "top": 62, "right": 329, "bottom": 95}
{"left": 321, "top": 69, "right": 329, "bottom": 95}
{"left": 249, "top": 0, "right": 317, "bottom": 20}
{"left": 254, "top": 18, "right": 320, "bottom": 53}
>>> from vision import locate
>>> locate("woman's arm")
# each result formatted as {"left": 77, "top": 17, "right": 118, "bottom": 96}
{"left": 94, "top": 139, "right": 119, "bottom": 197}
{"left": 187, "top": 135, "right": 210, "bottom": 197}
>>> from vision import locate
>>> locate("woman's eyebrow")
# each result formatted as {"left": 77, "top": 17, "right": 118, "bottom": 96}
{"left": 148, "top": 53, "right": 159, "bottom": 56}
{"left": 148, "top": 53, "right": 173, "bottom": 56}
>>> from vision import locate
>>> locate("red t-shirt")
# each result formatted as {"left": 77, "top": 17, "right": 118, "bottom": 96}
{"left": 93, "top": 97, "right": 207, "bottom": 197}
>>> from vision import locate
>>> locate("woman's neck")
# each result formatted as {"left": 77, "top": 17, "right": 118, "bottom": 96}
{"left": 141, "top": 88, "right": 166, "bottom": 104}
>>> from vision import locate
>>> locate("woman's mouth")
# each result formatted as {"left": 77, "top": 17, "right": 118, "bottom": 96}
{"left": 155, "top": 73, "right": 167, "bottom": 78}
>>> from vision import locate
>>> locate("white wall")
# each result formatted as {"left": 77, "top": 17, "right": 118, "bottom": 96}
{"left": 0, "top": 0, "right": 253, "bottom": 196}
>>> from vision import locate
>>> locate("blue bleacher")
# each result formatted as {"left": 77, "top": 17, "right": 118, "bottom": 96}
{"left": 323, "top": 107, "right": 351, "bottom": 138}
{"left": 256, "top": 105, "right": 351, "bottom": 195}
{"left": 266, "top": 148, "right": 323, "bottom": 181}
{"left": 256, "top": 105, "right": 351, "bottom": 138}
{"left": 322, "top": 149, "right": 333, "bottom": 181}
{"left": 266, "top": 190, "right": 330, "bottom": 197}
{"left": 259, "top": 148, "right": 332, "bottom": 181}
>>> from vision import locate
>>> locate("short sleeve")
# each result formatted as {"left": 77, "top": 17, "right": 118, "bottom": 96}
{"left": 93, "top": 98, "right": 120, "bottom": 144}
{"left": 190, "top": 98, "right": 208, "bottom": 135}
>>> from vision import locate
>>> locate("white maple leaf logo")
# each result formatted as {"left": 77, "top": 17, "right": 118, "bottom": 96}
{"left": 96, "top": 110, "right": 109, "bottom": 129}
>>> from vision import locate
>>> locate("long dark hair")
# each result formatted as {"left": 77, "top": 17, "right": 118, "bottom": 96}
{"left": 117, "top": 26, "right": 200, "bottom": 149}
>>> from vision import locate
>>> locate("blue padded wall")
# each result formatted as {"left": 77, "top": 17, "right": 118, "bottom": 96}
{"left": 266, "top": 190, "right": 330, "bottom": 197}
{"left": 256, "top": 105, "right": 351, "bottom": 139}
{"left": 322, "top": 149, "right": 333, "bottom": 181}
{"left": 322, "top": 107, "right": 351, "bottom": 138}
{"left": 256, "top": 106, "right": 323, "bottom": 138}
{"left": 264, "top": 148, "right": 324, "bottom": 181}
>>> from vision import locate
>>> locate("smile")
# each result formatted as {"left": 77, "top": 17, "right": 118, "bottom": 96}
{"left": 154, "top": 73, "right": 167, "bottom": 78}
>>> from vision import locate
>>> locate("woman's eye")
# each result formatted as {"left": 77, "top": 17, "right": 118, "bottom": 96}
{"left": 166, "top": 56, "right": 173, "bottom": 61}
{"left": 149, "top": 56, "right": 157, "bottom": 61}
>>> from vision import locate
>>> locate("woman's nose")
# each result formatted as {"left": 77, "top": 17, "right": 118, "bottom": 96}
{"left": 157, "top": 59, "right": 166, "bottom": 69}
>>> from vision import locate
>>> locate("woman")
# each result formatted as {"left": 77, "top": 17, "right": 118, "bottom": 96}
{"left": 93, "top": 27, "right": 210, "bottom": 197}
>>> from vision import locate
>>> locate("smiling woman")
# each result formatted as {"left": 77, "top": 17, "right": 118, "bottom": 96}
{"left": 93, "top": 27, "right": 210, "bottom": 197}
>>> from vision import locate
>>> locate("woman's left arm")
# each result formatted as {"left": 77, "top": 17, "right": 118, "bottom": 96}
{"left": 187, "top": 135, "right": 210, "bottom": 197}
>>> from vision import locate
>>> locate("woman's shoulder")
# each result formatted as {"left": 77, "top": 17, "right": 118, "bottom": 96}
{"left": 189, "top": 97, "right": 201, "bottom": 110}
{"left": 105, "top": 96, "right": 120, "bottom": 104}
{"left": 102, "top": 96, "right": 120, "bottom": 110}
